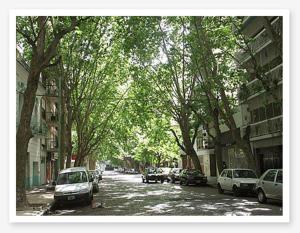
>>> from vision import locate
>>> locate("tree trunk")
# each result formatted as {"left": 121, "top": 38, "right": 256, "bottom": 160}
{"left": 59, "top": 78, "right": 66, "bottom": 170}
{"left": 65, "top": 90, "right": 72, "bottom": 168}
{"left": 214, "top": 138, "right": 223, "bottom": 175}
{"left": 179, "top": 117, "right": 202, "bottom": 172}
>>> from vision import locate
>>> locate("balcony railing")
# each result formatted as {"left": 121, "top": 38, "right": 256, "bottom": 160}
{"left": 239, "top": 65, "right": 282, "bottom": 101}
{"left": 236, "top": 18, "right": 282, "bottom": 62}
{"left": 46, "top": 139, "right": 59, "bottom": 151}
{"left": 250, "top": 116, "right": 282, "bottom": 138}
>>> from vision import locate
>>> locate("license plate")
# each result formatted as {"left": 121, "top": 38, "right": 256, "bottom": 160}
{"left": 67, "top": 196, "right": 75, "bottom": 200}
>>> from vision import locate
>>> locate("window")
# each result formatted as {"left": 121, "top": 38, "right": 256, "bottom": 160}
{"left": 233, "top": 170, "right": 257, "bottom": 178}
{"left": 221, "top": 170, "right": 227, "bottom": 177}
{"left": 266, "top": 103, "right": 274, "bottom": 118}
{"left": 258, "top": 107, "right": 266, "bottom": 121}
{"left": 276, "top": 170, "right": 282, "bottom": 183}
{"left": 263, "top": 170, "right": 277, "bottom": 182}
{"left": 273, "top": 102, "right": 282, "bottom": 117}
{"left": 266, "top": 102, "right": 282, "bottom": 119}
{"left": 252, "top": 109, "right": 260, "bottom": 123}
{"left": 227, "top": 170, "right": 233, "bottom": 179}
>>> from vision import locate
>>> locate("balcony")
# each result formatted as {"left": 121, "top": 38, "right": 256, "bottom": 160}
{"left": 236, "top": 18, "right": 282, "bottom": 63}
{"left": 239, "top": 65, "right": 282, "bottom": 101}
{"left": 46, "top": 139, "right": 59, "bottom": 151}
{"left": 250, "top": 116, "right": 282, "bottom": 138}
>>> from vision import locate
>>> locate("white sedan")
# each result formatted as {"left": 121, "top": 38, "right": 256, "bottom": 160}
{"left": 217, "top": 169, "right": 258, "bottom": 196}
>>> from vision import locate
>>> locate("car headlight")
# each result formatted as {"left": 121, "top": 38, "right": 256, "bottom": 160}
{"left": 54, "top": 192, "right": 64, "bottom": 196}
{"left": 79, "top": 188, "right": 90, "bottom": 194}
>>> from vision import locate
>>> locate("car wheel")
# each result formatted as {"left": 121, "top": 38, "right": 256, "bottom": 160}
{"left": 232, "top": 186, "right": 240, "bottom": 197}
{"left": 257, "top": 189, "right": 267, "bottom": 203}
{"left": 161, "top": 179, "right": 164, "bottom": 184}
{"left": 179, "top": 180, "right": 183, "bottom": 185}
{"left": 142, "top": 178, "right": 145, "bottom": 183}
{"left": 217, "top": 183, "right": 224, "bottom": 194}
{"left": 146, "top": 179, "right": 149, "bottom": 183}
{"left": 155, "top": 179, "right": 158, "bottom": 183}
{"left": 171, "top": 179, "right": 175, "bottom": 184}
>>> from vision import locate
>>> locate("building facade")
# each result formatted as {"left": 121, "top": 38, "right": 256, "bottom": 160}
{"left": 16, "top": 51, "right": 61, "bottom": 188}
{"left": 237, "top": 16, "right": 283, "bottom": 174}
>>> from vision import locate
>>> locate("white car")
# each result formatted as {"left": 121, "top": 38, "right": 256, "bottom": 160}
{"left": 54, "top": 167, "right": 93, "bottom": 205}
{"left": 255, "top": 169, "right": 282, "bottom": 203}
{"left": 217, "top": 169, "right": 258, "bottom": 196}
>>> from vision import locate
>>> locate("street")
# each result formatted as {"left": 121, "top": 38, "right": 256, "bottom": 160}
{"left": 47, "top": 171, "right": 282, "bottom": 216}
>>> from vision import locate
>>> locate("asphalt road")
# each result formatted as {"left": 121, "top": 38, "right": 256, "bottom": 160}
{"left": 48, "top": 171, "right": 282, "bottom": 216}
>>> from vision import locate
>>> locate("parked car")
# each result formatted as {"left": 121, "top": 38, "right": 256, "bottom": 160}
{"left": 88, "top": 170, "right": 100, "bottom": 193}
{"left": 179, "top": 169, "right": 207, "bottom": 186}
{"left": 54, "top": 167, "right": 93, "bottom": 205}
{"left": 217, "top": 168, "right": 258, "bottom": 196}
{"left": 142, "top": 167, "right": 164, "bottom": 183}
{"left": 160, "top": 167, "right": 172, "bottom": 182}
{"left": 255, "top": 169, "right": 282, "bottom": 203}
{"left": 95, "top": 169, "right": 102, "bottom": 180}
{"left": 168, "top": 168, "right": 182, "bottom": 183}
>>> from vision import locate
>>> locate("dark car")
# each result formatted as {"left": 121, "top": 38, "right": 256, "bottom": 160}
{"left": 142, "top": 167, "right": 164, "bottom": 183}
{"left": 179, "top": 169, "right": 207, "bottom": 186}
{"left": 168, "top": 168, "right": 182, "bottom": 183}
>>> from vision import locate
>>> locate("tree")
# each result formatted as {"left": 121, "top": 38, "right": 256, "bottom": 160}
{"left": 123, "top": 16, "right": 203, "bottom": 171}
{"left": 189, "top": 16, "right": 257, "bottom": 171}
{"left": 16, "top": 16, "right": 90, "bottom": 207}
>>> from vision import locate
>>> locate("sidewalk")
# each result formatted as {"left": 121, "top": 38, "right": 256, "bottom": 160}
{"left": 16, "top": 185, "right": 54, "bottom": 216}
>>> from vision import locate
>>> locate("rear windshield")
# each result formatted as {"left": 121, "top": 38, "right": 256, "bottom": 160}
{"left": 57, "top": 171, "right": 88, "bottom": 185}
{"left": 187, "top": 170, "right": 200, "bottom": 175}
{"left": 233, "top": 170, "right": 257, "bottom": 178}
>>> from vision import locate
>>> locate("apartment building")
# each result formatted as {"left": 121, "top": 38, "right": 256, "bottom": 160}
{"left": 237, "top": 16, "right": 283, "bottom": 174}
{"left": 16, "top": 51, "right": 60, "bottom": 188}
{"left": 16, "top": 53, "right": 48, "bottom": 188}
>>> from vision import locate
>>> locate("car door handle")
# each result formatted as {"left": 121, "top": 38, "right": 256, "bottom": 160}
{"left": 274, "top": 183, "right": 278, "bottom": 186}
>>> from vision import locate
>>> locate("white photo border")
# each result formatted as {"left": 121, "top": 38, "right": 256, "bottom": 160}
{"left": 9, "top": 9, "right": 290, "bottom": 223}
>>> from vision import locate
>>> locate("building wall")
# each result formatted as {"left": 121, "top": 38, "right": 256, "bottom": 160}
{"left": 238, "top": 16, "right": 283, "bottom": 174}
{"left": 16, "top": 58, "right": 47, "bottom": 188}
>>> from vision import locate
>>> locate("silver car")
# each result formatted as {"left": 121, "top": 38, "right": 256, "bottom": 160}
{"left": 54, "top": 167, "right": 93, "bottom": 205}
{"left": 255, "top": 169, "right": 282, "bottom": 203}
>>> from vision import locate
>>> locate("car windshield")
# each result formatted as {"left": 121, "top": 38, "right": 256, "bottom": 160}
{"left": 57, "top": 171, "right": 88, "bottom": 185}
{"left": 146, "top": 168, "right": 156, "bottom": 173}
{"left": 233, "top": 170, "right": 257, "bottom": 178}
